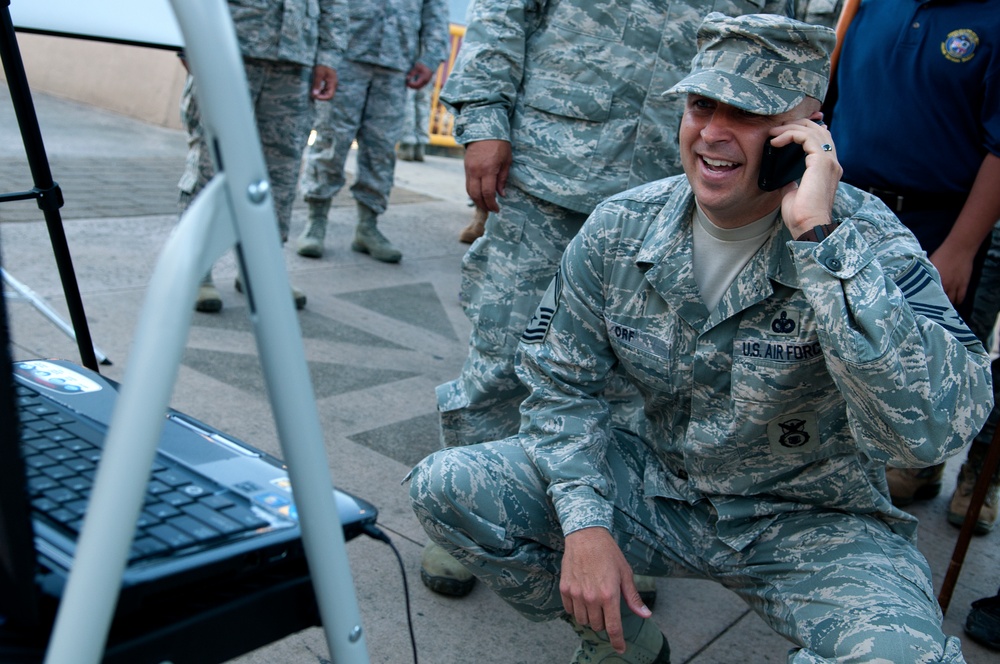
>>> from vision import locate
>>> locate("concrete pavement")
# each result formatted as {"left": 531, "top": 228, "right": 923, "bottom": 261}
{"left": 1, "top": 83, "right": 997, "bottom": 663}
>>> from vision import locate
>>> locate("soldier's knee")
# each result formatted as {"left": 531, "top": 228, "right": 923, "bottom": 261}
{"left": 408, "top": 450, "right": 446, "bottom": 509}
{"left": 409, "top": 447, "right": 471, "bottom": 523}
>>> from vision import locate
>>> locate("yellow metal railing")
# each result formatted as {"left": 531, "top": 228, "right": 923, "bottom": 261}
{"left": 427, "top": 23, "right": 466, "bottom": 147}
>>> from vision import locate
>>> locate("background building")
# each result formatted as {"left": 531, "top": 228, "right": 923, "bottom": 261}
{"left": 8, "top": 0, "right": 472, "bottom": 132}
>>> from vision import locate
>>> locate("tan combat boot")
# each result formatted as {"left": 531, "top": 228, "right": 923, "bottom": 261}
{"left": 885, "top": 464, "right": 945, "bottom": 507}
{"left": 297, "top": 198, "right": 331, "bottom": 258}
{"left": 568, "top": 613, "right": 670, "bottom": 664}
{"left": 420, "top": 541, "right": 475, "bottom": 597}
{"left": 195, "top": 273, "right": 222, "bottom": 313}
{"left": 397, "top": 142, "right": 417, "bottom": 161}
{"left": 948, "top": 463, "right": 999, "bottom": 535}
{"left": 459, "top": 206, "right": 487, "bottom": 244}
{"left": 352, "top": 202, "right": 401, "bottom": 263}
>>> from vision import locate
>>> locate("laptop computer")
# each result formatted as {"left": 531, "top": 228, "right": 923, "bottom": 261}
{"left": 0, "top": 253, "right": 377, "bottom": 656}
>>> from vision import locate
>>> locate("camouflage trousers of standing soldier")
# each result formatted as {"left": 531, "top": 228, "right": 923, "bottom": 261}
{"left": 178, "top": 58, "right": 313, "bottom": 242}
{"left": 398, "top": 85, "right": 431, "bottom": 147}
{"left": 410, "top": 435, "right": 967, "bottom": 663}
{"left": 299, "top": 59, "right": 407, "bottom": 215}
{"left": 436, "top": 184, "right": 646, "bottom": 448}
{"left": 435, "top": 185, "right": 589, "bottom": 447}
{"left": 966, "top": 222, "right": 1000, "bottom": 479}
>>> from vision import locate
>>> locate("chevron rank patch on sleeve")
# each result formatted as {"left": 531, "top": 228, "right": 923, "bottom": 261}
{"left": 521, "top": 271, "right": 561, "bottom": 344}
{"left": 896, "top": 261, "right": 979, "bottom": 344}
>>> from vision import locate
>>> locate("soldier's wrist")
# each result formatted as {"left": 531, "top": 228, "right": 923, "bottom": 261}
{"left": 795, "top": 222, "right": 840, "bottom": 243}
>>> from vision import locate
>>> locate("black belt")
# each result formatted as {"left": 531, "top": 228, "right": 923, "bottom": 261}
{"left": 865, "top": 186, "right": 968, "bottom": 214}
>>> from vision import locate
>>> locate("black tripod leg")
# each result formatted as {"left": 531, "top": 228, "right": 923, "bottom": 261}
{"left": 0, "top": 0, "right": 100, "bottom": 372}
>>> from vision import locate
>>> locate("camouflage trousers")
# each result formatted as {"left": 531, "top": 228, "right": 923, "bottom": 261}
{"left": 435, "top": 186, "right": 589, "bottom": 446}
{"left": 398, "top": 85, "right": 431, "bottom": 146}
{"left": 178, "top": 58, "right": 313, "bottom": 241}
{"left": 410, "top": 435, "right": 966, "bottom": 663}
{"left": 436, "top": 185, "right": 644, "bottom": 448}
{"left": 299, "top": 59, "right": 407, "bottom": 215}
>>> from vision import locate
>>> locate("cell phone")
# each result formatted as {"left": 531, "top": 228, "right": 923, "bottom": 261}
{"left": 758, "top": 119, "right": 824, "bottom": 191}
{"left": 757, "top": 140, "right": 806, "bottom": 191}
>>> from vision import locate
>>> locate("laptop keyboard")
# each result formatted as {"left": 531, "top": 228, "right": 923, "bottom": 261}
{"left": 15, "top": 384, "right": 270, "bottom": 562}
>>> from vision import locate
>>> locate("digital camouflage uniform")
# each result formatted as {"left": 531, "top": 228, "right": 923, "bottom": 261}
{"left": 399, "top": 85, "right": 432, "bottom": 149}
{"left": 178, "top": 0, "right": 345, "bottom": 241}
{"left": 413, "top": 176, "right": 994, "bottom": 662}
{"left": 413, "top": 12, "right": 994, "bottom": 662}
{"left": 793, "top": 0, "right": 843, "bottom": 28}
{"left": 437, "top": 0, "right": 796, "bottom": 448}
{"left": 298, "top": 0, "right": 449, "bottom": 215}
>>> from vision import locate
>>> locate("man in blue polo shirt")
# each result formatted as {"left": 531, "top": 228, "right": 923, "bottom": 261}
{"left": 830, "top": 0, "right": 1000, "bottom": 525}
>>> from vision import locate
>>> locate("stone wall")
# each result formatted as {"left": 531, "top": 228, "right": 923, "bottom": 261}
{"left": 14, "top": 33, "right": 186, "bottom": 130}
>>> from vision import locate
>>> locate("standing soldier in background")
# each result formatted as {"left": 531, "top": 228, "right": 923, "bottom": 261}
{"left": 793, "top": 0, "right": 843, "bottom": 27}
{"left": 296, "top": 0, "right": 450, "bottom": 263}
{"left": 425, "top": 0, "right": 795, "bottom": 599}
{"left": 397, "top": 84, "right": 433, "bottom": 162}
{"left": 181, "top": 0, "right": 346, "bottom": 313}
{"left": 454, "top": 0, "right": 488, "bottom": 246}
{"left": 957, "top": 222, "right": 1000, "bottom": 536}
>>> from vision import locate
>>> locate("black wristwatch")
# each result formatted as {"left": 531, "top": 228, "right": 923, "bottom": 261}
{"left": 795, "top": 222, "right": 840, "bottom": 243}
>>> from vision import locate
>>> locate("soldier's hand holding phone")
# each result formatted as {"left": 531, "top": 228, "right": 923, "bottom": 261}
{"left": 764, "top": 117, "right": 843, "bottom": 239}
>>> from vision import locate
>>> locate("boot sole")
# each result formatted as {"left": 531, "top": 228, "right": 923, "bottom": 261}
{"left": 297, "top": 246, "right": 324, "bottom": 259}
{"left": 420, "top": 569, "right": 475, "bottom": 597}
{"left": 351, "top": 241, "right": 401, "bottom": 263}
{"left": 195, "top": 299, "right": 222, "bottom": 313}
{"left": 653, "top": 635, "right": 671, "bottom": 664}
{"left": 947, "top": 510, "right": 994, "bottom": 535}
{"left": 195, "top": 288, "right": 223, "bottom": 313}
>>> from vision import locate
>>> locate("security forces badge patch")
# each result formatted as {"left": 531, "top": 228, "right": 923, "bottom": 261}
{"left": 942, "top": 28, "right": 979, "bottom": 63}
{"left": 768, "top": 412, "right": 821, "bottom": 455}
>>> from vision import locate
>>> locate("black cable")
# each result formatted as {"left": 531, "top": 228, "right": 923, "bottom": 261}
{"left": 362, "top": 523, "right": 418, "bottom": 664}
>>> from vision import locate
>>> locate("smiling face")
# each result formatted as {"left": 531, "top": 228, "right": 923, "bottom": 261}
{"left": 679, "top": 95, "right": 813, "bottom": 229}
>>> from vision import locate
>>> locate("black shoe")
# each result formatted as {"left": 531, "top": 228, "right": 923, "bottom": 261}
{"left": 965, "top": 589, "right": 1000, "bottom": 650}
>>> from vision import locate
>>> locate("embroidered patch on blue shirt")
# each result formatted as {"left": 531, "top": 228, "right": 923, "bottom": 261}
{"left": 941, "top": 29, "right": 978, "bottom": 63}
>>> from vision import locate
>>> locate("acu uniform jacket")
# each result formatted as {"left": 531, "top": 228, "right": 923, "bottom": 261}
{"left": 515, "top": 177, "right": 994, "bottom": 550}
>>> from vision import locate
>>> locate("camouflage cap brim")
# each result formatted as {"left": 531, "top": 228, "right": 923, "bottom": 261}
{"left": 666, "top": 67, "right": 805, "bottom": 116}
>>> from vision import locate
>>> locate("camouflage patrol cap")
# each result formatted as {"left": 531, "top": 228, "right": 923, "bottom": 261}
{"left": 666, "top": 13, "right": 836, "bottom": 115}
